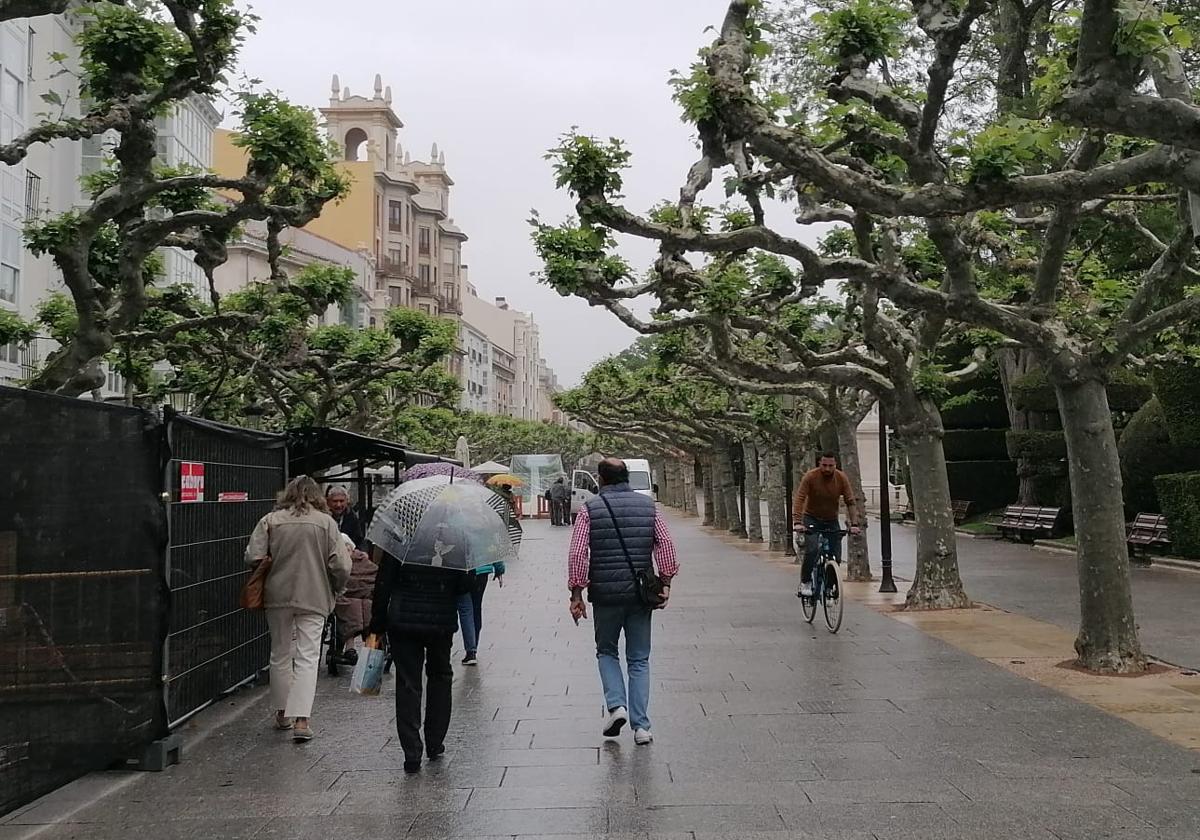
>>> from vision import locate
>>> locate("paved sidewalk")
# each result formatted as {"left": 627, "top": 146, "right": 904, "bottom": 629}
{"left": 5, "top": 514, "right": 1200, "bottom": 839}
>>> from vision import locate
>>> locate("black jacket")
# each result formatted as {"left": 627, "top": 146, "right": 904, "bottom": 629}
{"left": 334, "top": 509, "right": 365, "bottom": 550}
{"left": 370, "top": 551, "right": 471, "bottom": 636}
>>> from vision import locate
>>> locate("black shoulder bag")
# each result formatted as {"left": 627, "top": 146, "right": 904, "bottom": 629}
{"left": 597, "top": 493, "right": 666, "bottom": 609}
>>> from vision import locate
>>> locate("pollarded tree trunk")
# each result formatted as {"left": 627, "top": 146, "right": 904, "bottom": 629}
{"left": 834, "top": 415, "right": 872, "bottom": 582}
{"left": 897, "top": 399, "right": 971, "bottom": 610}
{"left": 743, "top": 440, "right": 763, "bottom": 542}
{"left": 702, "top": 456, "right": 718, "bottom": 527}
{"left": 765, "top": 448, "right": 786, "bottom": 551}
{"left": 1054, "top": 373, "right": 1146, "bottom": 673}
{"left": 711, "top": 452, "right": 731, "bottom": 530}
{"left": 718, "top": 447, "right": 745, "bottom": 537}
{"left": 681, "top": 457, "right": 697, "bottom": 514}
{"left": 998, "top": 348, "right": 1045, "bottom": 505}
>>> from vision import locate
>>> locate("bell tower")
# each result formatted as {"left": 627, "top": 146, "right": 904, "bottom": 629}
{"left": 320, "top": 73, "right": 404, "bottom": 171}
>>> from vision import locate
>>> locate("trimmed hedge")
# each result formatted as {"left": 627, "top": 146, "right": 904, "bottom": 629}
{"left": 943, "top": 428, "right": 1009, "bottom": 461}
{"left": 1118, "top": 398, "right": 1177, "bottom": 514}
{"left": 946, "top": 459, "right": 1019, "bottom": 511}
{"left": 940, "top": 374, "right": 1009, "bottom": 430}
{"left": 1006, "top": 430, "right": 1068, "bottom": 461}
{"left": 1154, "top": 472, "right": 1200, "bottom": 558}
{"left": 1011, "top": 368, "right": 1153, "bottom": 414}
{"left": 1153, "top": 362, "right": 1200, "bottom": 450}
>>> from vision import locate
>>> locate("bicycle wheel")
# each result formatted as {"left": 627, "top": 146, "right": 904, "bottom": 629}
{"left": 800, "top": 585, "right": 817, "bottom": 623}
{"left": 822, "top": 560, "right": 844, "bottom": 633}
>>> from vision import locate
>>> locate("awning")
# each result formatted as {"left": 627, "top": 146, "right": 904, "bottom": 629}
{"left": 286, "top": 427, "right": 459, "bottom": 477}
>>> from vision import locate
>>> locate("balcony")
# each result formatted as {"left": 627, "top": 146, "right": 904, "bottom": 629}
{"left": 378, "top": 258, "right": 415, "bottom": 281}
{"left": 439, "top": 294, "right": 463, "bottom": 315}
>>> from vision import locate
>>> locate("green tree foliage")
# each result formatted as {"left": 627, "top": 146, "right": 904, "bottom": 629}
{"left": 3, "top": 2, "right": 348, "bottom": 396}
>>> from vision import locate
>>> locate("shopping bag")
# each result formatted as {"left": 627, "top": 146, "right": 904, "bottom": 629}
{"left": 349, "top": 635, "right": 386, "bottom": 696}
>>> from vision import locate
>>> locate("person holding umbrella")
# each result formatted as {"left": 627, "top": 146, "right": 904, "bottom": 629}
{"left": 367, "top": 476, "right": 518, "bottom": 774}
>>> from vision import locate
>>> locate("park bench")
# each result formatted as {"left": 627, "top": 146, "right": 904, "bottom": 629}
{"left": 1126, "top": 513, "right": 1170, "bottom": 559}
{"left": 952, "top": 500, "right": 972, "bottom": 525}
{"left": 991, "top": 505, "right": 1062, "bottom": 543}
{"left": 894, "top": 500, "right": 971, "bottom": 524}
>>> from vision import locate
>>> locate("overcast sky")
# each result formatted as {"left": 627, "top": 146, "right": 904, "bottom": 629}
{"left": 229, "top": 0, "right": 748, "bottom": 385}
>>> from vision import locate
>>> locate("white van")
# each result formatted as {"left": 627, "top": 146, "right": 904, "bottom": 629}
{"left": 568, "top": 458, "right": 657, "bottom": 521}
{"left": 623, "top": 458, "right": 655, "bottom": 498}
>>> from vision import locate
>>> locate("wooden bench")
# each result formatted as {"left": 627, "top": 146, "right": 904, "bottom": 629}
{"left": 895, "top": 500, "right": 971, "bottom": 523}
{"left": 992, "top": 505, "right": 1062, "bottom": 543}
{"left": 1127, "top": 513, "right": 1170, "bottom": 557}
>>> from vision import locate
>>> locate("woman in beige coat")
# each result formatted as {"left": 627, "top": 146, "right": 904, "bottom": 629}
{"left": 245, "top": 476, "right": 351, "bottom": 742}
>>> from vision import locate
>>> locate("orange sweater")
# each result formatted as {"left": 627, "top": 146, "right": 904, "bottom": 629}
{"left": 792, "top": 468, "right": 854, "bottom": 522}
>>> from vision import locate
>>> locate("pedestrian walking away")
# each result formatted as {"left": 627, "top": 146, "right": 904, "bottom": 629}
{"left": 245, "top": 476, "right": 351, "bottom": 742}
{"left": 568, "top": 457, "right": 678, "bottom": 745}
{"left": 792, "top": 451, "right": 862, "bottom": 598}
{"left": 458, "top": 559, "right": 505, "bottom": 666}
{"left": 549, "top": 476, "right": 571, "bottom": 526}
{"left": 366, "top": 477, "right": 516, "bottom": 774}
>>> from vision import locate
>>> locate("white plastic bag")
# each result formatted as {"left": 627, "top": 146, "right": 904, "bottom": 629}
{"left": 349, "top": 635, "right": 386, "bottom": 696}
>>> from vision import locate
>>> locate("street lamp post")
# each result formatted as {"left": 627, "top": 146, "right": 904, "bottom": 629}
{"left": 878, "top": 403, "right": 897, "bottom": 593}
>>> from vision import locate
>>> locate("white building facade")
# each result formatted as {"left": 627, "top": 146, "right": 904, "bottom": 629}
{"left": 0, "top": 17, "right": 29, "bottom": 385}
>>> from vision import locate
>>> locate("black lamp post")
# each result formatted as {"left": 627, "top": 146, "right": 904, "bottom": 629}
{"left": 878, "top": 402, "right": 897, "bottom": 593}
{"left": 166, "top": 389, "right": 191, "bottom": 415}
{"left": 242, "top": 402, "right": 266, "bottom": 431}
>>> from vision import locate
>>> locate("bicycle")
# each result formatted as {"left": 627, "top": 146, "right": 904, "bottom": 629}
{"left": 795, "top": 527, "right": 848, "bottom": 633}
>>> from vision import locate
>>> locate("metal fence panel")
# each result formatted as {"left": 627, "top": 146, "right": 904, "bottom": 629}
{"left": 164, "top": 414, "right": 286, "bottom": 727}
{"left": 0, "top": 387, "right": 167, "bottom": 817}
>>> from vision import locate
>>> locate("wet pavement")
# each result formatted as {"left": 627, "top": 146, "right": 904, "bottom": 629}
{"left": 5, "top": 513, "right": 1200, "bottom": 839}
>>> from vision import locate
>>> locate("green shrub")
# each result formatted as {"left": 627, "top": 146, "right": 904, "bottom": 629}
{"left": 1153, "top": 361, "right": 1200, "bottom": 449}
{"left": 946, "top": 460, "right": 1018, "bottom": 510}
{"left": 1011, "top": 368, "right": 1152, "bottom": 414}
{"left": 1006, "top": 430, "right": 1067, "bottom": 461}
{"left": 943, "top": 428, "right": 1009, "bottom": 461}
{"left": 1118, "top": 398, "right": 1178, "bottom": 514}
{"left": 1154, "top": 472, "right": 1200, "bottom": 558}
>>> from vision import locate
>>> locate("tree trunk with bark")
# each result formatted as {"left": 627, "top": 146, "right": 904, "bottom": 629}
{"left": 834, "top": 415, "right": 872, "bottom": 582}
{"left": 681, "top": 457, "right": 697, "bottom": 514}
{"left": 704, "top": 456, "right": 722, "bottom": 528}
{"left": 743, "top": 440, "right": 763, "bottom": 542}
{"left": 718, "top": 447, "right": 745, "bottom": 536}
{"left": 765, "top": 448, "right": 786, "bottom": 551}
{"left": 1054, "top": 373, "right": 1146, "bottom": 673}
{"left": 897, "top": 398, "right": 972, "bottom": 610}
{"left": 998, "top": 348, "right": 1045, "bottom": 505}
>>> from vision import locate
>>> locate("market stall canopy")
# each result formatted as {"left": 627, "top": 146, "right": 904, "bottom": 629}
{"left": 286, "top": 427, "right": 460, "bottom": 477}
{"left": 471, "top": 460, "right": 510, "bottom": 475}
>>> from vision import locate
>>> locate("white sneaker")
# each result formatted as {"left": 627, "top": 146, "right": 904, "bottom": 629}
{"left": 634, "top": 728, "right": 653, "bottom": 745}
{"left": 602, "top": 706, "right": 628, "bottom": 737}
{"left": 798, "top": 582, "right": 814, "bottom": 598}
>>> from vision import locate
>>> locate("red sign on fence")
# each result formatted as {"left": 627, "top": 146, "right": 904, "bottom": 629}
{"left": 218, "top": 491, "right": 248, "bottom": 502}
{"left": 180, "top": 462, "right": 205, "bottom": 503}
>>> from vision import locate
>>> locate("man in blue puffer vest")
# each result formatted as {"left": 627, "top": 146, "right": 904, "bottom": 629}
{"left": 568, "top": 458, "right": 679, "bottom": 745}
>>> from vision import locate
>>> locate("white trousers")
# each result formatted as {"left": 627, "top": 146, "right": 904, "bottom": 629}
{"left": 266, "top": 608, "right": 326, "bottom": 719}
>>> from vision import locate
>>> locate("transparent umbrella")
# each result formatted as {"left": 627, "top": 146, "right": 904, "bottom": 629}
{"left": 367, "top": 476, "right": 518, "bottom": 570}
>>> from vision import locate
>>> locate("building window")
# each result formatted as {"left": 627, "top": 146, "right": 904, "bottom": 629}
{"left": 23, "top": 170, "right": 38, "bottom": 218}
{"left": 389, "top": 200, "right": 403, "bottom": 231}
{"left": 0, "top": 223, "right": 19, "bottom": 304}
{"left": 418, "top": 264, "right": 430, "bottom": 285}
{"left": 418, "top": 227, "right": 431, "bottom": 256}
{"left": 389, "top": 286, "right": 402, "bottom": 308}
{"left": 419, "top": 303, "right": 430, "bottom": 314}
{"left": 387, "top": 247, "right": 402, "bottom": 268}
{"left": 2, "top": 71, "right": 23, "bottom": 117}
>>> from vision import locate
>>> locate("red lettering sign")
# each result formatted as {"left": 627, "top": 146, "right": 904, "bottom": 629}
{"left": 180, "top": 462, "right": 205, "bottom": 503}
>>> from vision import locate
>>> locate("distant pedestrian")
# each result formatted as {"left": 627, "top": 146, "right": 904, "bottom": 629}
{"left": 327, "top": 485, "right": 375, "bottom": 664}
{"left": 369, "top": 544, "right": 473, "bottom": 774}
{"left": 245, "top": 475, "right": 351, "bottom": 742}
{"left": 549, "top": 477, "right": 571, "bottom": 526}
{"left": 457, "top": 558, "right": 505, "bottom": 667}
{"left": 568, "top": 457, "right": 677, "bottom": 745}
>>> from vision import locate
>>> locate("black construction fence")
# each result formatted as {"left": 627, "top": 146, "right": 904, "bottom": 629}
{"left": 0, "top": 387, "right": 457, "bottom": 817}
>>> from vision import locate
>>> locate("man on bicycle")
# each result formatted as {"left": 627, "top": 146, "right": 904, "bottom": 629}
{"left": 792, "top": 452, "right": 862, "bottom": 597}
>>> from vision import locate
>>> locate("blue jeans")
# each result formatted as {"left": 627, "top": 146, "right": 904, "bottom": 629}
{"left": 593, "top": 604, "right": 653, "bottom": 731}
{"left": 457, "top": 574, "right": 489, "bottom": 654}
{"left": 801, "top": 514, "right": 842, "bottom": 584}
